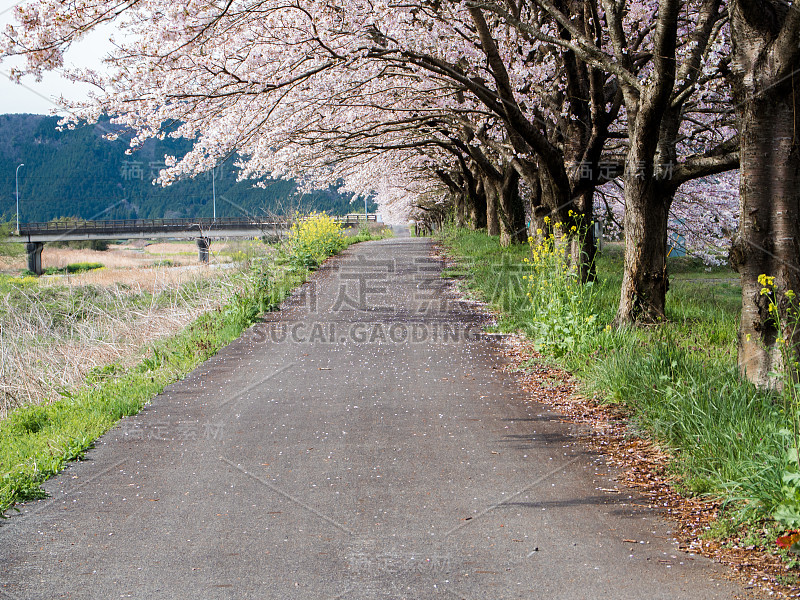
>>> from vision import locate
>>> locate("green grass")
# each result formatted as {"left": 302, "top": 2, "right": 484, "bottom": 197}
{"left": 151, "top": 259, "right": 176, "bottom": 267}
{"left": 43, "top": 262, "right": 104, "bottom": 275}
{"left": 346, "top": 227, "right": 393, "bottom": 245}
{"left": 0, "top": 230, "right": 388, "bottom": 516}
{"left": 0, "top": 274, "right": 39, "bottom": 292}
{"left": 439, "top": 227, "right": 790, "bottom": 531}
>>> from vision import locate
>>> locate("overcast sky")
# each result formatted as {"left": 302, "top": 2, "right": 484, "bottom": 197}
{"left": 0, "top": 0, "right": 109, "bottom": 115}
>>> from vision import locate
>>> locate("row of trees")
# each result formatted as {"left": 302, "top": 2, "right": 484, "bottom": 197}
{"left": 2, "top": 0, "right": 798, "bottom": 386}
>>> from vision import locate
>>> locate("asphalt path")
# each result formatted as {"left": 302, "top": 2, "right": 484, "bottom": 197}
{"left": 0, "top": 237, "right": 747, "bottom": 599}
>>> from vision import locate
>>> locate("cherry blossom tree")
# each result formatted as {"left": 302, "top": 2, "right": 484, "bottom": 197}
{"left": 727, "top": 0, "right": 800, "bottom": 387}
{"left": 483, "top": 0, "right": 739, "bottom": 322}
{"left": 3, "top": 1, "right": 471, "bottom": 222}
{"left": 3, "top": 0, "right": 522, "bottom": 235}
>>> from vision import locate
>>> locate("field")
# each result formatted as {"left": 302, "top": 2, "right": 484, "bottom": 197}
{"left": 0, "top": 239, "right": 273, "bottom": 418}
{"left": 0, "top": 238, "right": 267, "bottom": 272}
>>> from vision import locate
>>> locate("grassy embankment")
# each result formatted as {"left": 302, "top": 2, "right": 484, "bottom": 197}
{"left": 439, "top": 227, "right": 795, "bottom": 560}
{"left": 0, "top": 217, "right": 390, "bottom": 515}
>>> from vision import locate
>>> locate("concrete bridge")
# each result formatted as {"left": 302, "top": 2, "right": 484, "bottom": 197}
{"left": 14, "top": 214, "right": 376, "bottom": 274}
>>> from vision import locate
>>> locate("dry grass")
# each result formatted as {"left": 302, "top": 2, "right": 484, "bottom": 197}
{"left": 45, "top": 247, "right": 152, "bottom": 269}
{"left": 0, "top": 256, "right": 20, "bottom": 271}
{"left": 0, "top": 238, "right": 277, "bottom": 418}
{"left": 40, "top": 264, "right": 219, "bottom": 293}
{"left": 141, "top": 241, "right": 197, "bottom": 256}
{"left": 0, "top": 245, "right": 192, "bottom": 271}
{"left": 0, "top": 263, "right": 244, "bottom": 419}
{"left": 141, "top": 240, "right": 263, "bottom": 261}
{"left": 0, "top": 240, "right": 266, "bottom": 274}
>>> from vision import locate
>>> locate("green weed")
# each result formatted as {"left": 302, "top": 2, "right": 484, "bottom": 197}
{"left": 43, "top": 262, "right": 104, "bottom": 275}
{"left": 151, "top": 259, "right": 176, "bottom": 268}
{"left": 286, "top": 213, "right": 348, "bottom": 269}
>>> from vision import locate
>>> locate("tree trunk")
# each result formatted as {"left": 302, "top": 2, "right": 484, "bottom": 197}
{"left": 569, "top": 189, "right": 597, "bottom": 282}
{"left": 616, "top": 170, "right": 670, "bottom": 324}
{"left": 731, "top": 94, "right": 800, "bottom": 387}
{"left": 485, "top": 175, "right": 500, "bottom": 236}
{"left": 453, "top": 191, "right": 467, "bottom": 228}
{"left": 471, "top": 190, "right": 488, "bottom": 230}
{"left": 728, "top": 0, "right": 800, "bottom": 387}
{"left": 610, "top": 0, "right": 679, "bottom": 324}
{"left": 614, "top": 102, "right": 679, "bottom": 318}
{"left": 497, "top": 166, "right": 527, "bottom": 246}
{"left": 539, "top": 165, "right": 599, "bottom": 281}
{"left": 536, "top": 165, "right": 570, "bottom": 225}
{"left": 526, "top": 170, "right": 545, "bottom": 237}
{"left": 469, "top": 165, "right": 488, "bottom": 229}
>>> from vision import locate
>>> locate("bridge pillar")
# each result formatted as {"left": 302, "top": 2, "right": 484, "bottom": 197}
{"left": 196, "top": 237, "right": 210, "bottom": 264}
{"left": 26, "top": 242, "right": 44, "bottom": 276}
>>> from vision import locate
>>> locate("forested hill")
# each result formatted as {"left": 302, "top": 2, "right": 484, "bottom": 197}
{"left": 0, "top": 114, "right": 370, "bottom": 223}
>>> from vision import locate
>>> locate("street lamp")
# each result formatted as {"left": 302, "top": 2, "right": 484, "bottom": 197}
{"left": 212, "top": 167, "right": 217, "bottom": 221}
{"left": 15, "top": 163, "right": 24, "bottom": 235}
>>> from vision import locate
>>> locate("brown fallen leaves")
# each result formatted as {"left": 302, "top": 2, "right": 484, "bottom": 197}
{"left": 433, "top": 241, "right": 797, "bottom": 597}
{"left": 501, "top": 334, "right": 798, "bottom": 599}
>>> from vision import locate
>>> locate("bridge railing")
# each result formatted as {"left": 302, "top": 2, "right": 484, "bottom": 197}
{"left": 17, "top": 214, "right": 376, "bottom": 236}
{"left": 336, "top": 213, "right": 378, "bottom": 222}
{"left": 17, "top": 217, "right": 282, "bottom": 236}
